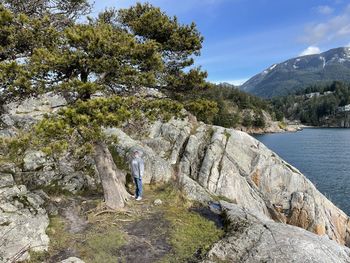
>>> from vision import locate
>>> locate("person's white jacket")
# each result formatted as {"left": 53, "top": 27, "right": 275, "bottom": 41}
{"left": 130, "top": 157, "right": 144, "bottom": 178}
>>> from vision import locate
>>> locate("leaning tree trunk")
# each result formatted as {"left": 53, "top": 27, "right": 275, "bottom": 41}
{"left": 93, "top": 141, "right": 131, "bottom": 210}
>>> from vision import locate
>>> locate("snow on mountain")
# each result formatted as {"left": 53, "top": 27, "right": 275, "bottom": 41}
{"left": 241, "top": 47, "right": 350, "bottom": 98}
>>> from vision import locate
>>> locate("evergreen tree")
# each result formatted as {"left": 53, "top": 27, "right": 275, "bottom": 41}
{"left": 0, "top": 3, "right": 205, "bottom": 209}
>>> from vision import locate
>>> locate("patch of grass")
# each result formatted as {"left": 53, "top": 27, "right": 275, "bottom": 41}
{"left": 27, "top": 251, "right": 49, "bottom": 263}
{"left": 28, "top": 184, "right": 223, "bottom": 263}
{"left": 223, "top": 129, "right": 231, "bottom": 140}
{"left": 26, "top": 216, "right": 72, "bottom": 263}
{"left": 28, "top": 211, "right": 126, "bottom": 263}
{"left": 212, "top": 194, "right": 236, "bottom": 204}
{"left": 77, "top": 225, "right": 126, "bottom": 263}
{"left": 46, "top": 216, "right": 72, "bottom": 253}
{"left": 164, "top": 209, "right": 223, "bottom": 262}
{"left": 155, "top": 184, "right": 224, "bottom": 263}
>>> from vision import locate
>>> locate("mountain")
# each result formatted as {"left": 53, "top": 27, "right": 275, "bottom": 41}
{"left": 241, "top": 47, "right": 350, "bottom": 98}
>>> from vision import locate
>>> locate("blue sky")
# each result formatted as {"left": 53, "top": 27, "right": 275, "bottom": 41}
{"left": 92, "top": 0, "right": 350, "bottom": 85}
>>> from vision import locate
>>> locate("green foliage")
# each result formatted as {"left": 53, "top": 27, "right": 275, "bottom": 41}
{"left": 32, "top": 96, "right": 184, "bottom": 156}
{"left": 253, "top": 112, "right": 266, "bottom": 128}
{"left": 242, "top": 115, "right": 252, "bottom": 127}
{"left": 79, "top": 226, "right": 126, "bottom": 263}
{"left": 116, "top": 2, "right": 207, "bottom": 91}
{"left": 117, "top": 3, "right": 202, "bottom": 62}
{"left": 176, "top": 83, "right": 275, "bottom": 128}
{"left": 0, "top": 133, "right": 35, "bottom": 164}
{"left": 184, "top": 99, "right": 218, "bottom": 123}
{"left": 29, "top": 21, "right": 163, "bottom": 97}
{"left": 1, "top": 0, "right": 91, "bottom": 25}
{"left": 272, "top": 81, "right": 350, "bottom": 125}
{"left": 0, "top": 3, "right": 207, "bottom": 155}
{"left": 155, "top": 184, "right": 224, "bottom": 263}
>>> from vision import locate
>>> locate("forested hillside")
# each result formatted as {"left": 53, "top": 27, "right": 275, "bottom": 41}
{"left": 241, "top": 47, "right": 350, "bottom": 98}
{"left": 177, "top": 83, "right": 283, "bottom": 129}
{"left": 272, "top": 81, "right": 350, "bottom": 126}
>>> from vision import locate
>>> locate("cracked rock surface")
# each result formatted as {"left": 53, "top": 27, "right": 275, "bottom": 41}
{"left": 202, "top": 202, "right": 350, "bottom": 263}
{"left": 0, "top": 173, "right": 49, "bottom": 262}
{"left": 137, "top": 118, "right": 350, "bottom": 248}
{"left": 2, "top": 95, "right": 350, "bottom": 262}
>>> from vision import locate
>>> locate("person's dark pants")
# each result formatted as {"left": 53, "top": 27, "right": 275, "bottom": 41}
{"left": 134, "top": 177, "right": 142, "bottom": 198}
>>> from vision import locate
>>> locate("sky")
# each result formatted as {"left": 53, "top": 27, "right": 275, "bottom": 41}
{"left": 92, "top": 0, "right": 350, "bottom": 85}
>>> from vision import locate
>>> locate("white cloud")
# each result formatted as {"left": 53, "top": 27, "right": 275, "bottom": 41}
{"left": 301, "top": 4, "right": 350, "bottom": 45}
{"left": 299, "top": 46, "right": 321, "bottom": 56}
{"left": 212, "top": 78, "right": 249, "bottom": 86}
{"left": 316, "top": 5, "right": 334, "bottom": 15}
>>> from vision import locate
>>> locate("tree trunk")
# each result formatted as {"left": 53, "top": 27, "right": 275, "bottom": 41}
{"left": 93, "top": 141, "right": 131, "bottom": 210}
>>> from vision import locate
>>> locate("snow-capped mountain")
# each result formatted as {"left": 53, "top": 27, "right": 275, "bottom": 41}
{"left": 241, "top": 47, "right": 350, "bottom": 98}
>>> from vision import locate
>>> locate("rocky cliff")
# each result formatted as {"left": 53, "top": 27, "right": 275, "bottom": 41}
{"left": 114, "top": 117, "right": 350, "bottom": 247}
{"left": 203, "top": 202, "right": 350, "bottom": 263}
{"left": 1, "top": 94, "right": 350, "bottom": 262}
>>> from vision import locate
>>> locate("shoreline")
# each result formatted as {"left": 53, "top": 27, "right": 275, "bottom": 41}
{"left": 242, "top": 121, "right": 306, "bottom": 135}
{"left": 248, "top": 123, "right": 350, "bottom": 135}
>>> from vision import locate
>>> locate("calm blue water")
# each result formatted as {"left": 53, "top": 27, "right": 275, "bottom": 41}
{"left": 254, "top": 128, "right": 350, "bottom": 216}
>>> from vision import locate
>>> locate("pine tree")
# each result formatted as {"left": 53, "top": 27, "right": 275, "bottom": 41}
{"left": 0, "top": 3, "right": 205, "bottom": 209}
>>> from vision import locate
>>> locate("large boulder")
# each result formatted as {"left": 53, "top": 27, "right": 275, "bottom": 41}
{"left": 4, "top": 93, "right": 66, "bottom": 130}
{"left": 0, "top": 173, "right": 49, "bottom": 262}
{"left": 19, "top": 150, "right": 98, "bottom": 194}
{"left": 103, "top": 127, "right": 174, "bottom": 184}
{"left": 203, "top": 202, "right": 350, "bottom": 263}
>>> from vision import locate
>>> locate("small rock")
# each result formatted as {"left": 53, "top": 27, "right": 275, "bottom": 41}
{"left": 1, "top": 114, "right": 14, "bottom": 126}
{"left": 154, "top": 199, "right": 163, "bottom": 206}
{"left": 59, "top": 257, "right": 85, "bottom": 263}
{"left": 0, "top": 174, "right": 15, "bottom": 188}
{"left": 23, "top": 150, "right": 47, "bottom": 171}
{"left": 52, "top": 197, "right": 62, "bottom": 203}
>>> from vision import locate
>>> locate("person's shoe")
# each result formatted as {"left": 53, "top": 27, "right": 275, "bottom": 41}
{"left": 136, "top": 197, "right": 142, "bottom": 201}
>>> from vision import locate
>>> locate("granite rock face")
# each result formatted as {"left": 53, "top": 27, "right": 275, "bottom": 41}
{"left": 0, "top": 172, "right": 49, "bottom": 262}
{"left": 14, "top": 150, "right": 99, "bottom": 194}
{"left": 3, "top": 92, "right": 66, "bottom": 131}
{"left": 202, "top": 202, "right": 350, "bottom": 263}
{"left": 2, "top": 94, "right": 350, "bottom": 261}
{"left": 103, "top": 127, "right": 174, "bottom": 184}
{"left": 141, "top": 118, "right": 350, "bottom": 247}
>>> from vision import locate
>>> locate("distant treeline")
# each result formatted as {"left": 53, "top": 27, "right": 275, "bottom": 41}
{"left": 272, "top": 81, "right": 350, "bottom": 125}
{"left": 175, "top": 83, "right": 282, "bottom": 128}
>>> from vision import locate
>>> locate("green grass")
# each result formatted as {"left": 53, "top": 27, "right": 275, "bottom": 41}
{"left": 27, "top": 217, "right": 71, "bottom": 263}
{"left": 155, "top": 184, "right": 224, "bottom": 263}
{"left": 78, "top": 225, "right": 126, "bottom": 263}
{"left": 27, "top": 213, "right": 126, "bottom": 263}
{"left": 28, "top": 184, "right": 223, "bottom": 263}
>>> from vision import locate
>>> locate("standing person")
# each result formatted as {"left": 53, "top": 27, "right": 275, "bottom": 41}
{"left": 130, "top": 150, "right": 144, "bottom": 201}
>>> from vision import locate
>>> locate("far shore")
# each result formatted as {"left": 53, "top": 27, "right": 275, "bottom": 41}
{"left": 248, "top": 123, "right": 350, "bottom": 135}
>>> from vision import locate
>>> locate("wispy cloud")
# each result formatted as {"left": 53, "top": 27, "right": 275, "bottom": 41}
{"left": 301, "top": 4, "right": 350, "bottom": 45}
{"left": 211, "top": 78, "right": 249, "bottom": 86}
{"left": 299, "top": 46, "right": 321, "bottom": 56}
{"left": 316, "top": 5, "right": 334, "bottom": 15}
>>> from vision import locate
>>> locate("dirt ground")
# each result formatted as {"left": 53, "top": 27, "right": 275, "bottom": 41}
{"left": 28, "top": 184, "right": 224, "bottom": 263}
